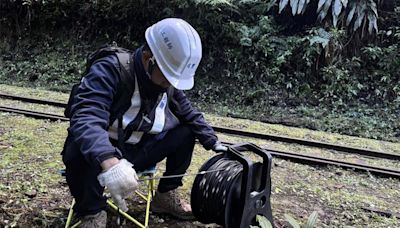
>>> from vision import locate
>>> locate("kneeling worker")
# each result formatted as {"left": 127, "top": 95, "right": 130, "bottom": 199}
{"left": 62, "top": 18, "right": 227, "bottom": 227}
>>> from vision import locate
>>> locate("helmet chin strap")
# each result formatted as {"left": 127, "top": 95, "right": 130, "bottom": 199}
{"left": 146, "top": 56, "right": 156, "bottom": 80}
{"left": 146, "top": 55, "right": 166, "bottom": 92}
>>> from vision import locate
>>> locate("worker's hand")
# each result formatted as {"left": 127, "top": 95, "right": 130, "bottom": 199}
{"left": 97, "top": 159, "right": 138, "bottom": 211}
{"left": 212, "top": 141, "right": 228, "bottom": 153}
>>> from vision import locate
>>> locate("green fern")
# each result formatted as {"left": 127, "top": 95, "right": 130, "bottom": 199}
{"left": 250, "top": 215, "right": 273, "bottom": 228}
{"left": 284, "top": 211, "right": 319, "bottom": 228}
{"left": 278, "top": 0, "right": 379, "bottom": 36}
{"left": 284, "top": 214, "right": 301, "bottom": 228}
{"left": 306, "top": 211, "right": 319, "bottom": 228}
{"left": 194, "top": 0, "right": 235, "bottom": 6}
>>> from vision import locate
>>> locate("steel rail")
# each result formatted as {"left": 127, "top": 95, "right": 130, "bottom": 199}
{"left": 362, "top": 207, "right": 400, "bottom": 219}
{"left": 1, "top": 92, "right": 399, "bottom": 161}
{"left": 0, "top": 106, "right": 69, "bottom": 121}
{"left": 1, "top": 105, "right": 399, "bottom": 179}
{"left": 266, "top": 149, "right": 400, "bottom": 179}
{"left": 222, "top": 142, "right": 400, "bottom": 179}
{"left": 213, "top": 126, "right": 400, "bottom": 161}
{"left": 0, "top": 92, "right": 66, "bottom": 108}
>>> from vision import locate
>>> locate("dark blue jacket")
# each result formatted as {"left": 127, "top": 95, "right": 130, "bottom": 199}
{"left": 66, "top": 48, "right": 218, "bottom": 167}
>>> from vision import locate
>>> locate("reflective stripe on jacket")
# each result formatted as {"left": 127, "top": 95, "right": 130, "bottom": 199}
{"left": 67, "top": 48, "right": 217, "bottom": 166}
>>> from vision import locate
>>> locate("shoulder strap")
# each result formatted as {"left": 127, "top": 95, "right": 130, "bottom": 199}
{"left": 167, "top": 86, "right": 175, "bottom": 102}
{"left": 112, "top": 52, "right": 136, "bottom": 152}
{"left": 115, "top": 52, "right": 133, "bottom": 87}
{"left": 111, "top": 52, "right": 135, "bottom": 113}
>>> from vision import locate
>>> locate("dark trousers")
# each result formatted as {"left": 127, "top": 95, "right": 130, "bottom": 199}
{"left": 64, "top": 125, "right": 195, "bottom": 216}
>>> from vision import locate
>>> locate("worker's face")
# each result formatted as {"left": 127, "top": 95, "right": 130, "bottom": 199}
{"left": 143, "top": 50, "right": 171, "bottom": 89}
{"left": 149, "top": 65, "right": 171, "bottom": 89}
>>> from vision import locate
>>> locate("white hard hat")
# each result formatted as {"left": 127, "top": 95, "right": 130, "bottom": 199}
{"left": 145, "top": 18, "right": 202, "bottom": 90}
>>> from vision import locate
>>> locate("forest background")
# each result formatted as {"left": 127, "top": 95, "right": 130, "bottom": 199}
{"left": 0, "top": 0, "right": 399, "bottom": 142}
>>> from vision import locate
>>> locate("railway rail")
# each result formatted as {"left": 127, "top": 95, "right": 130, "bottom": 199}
{"left": 1, "top": 104, "right": 400, "bottom": 179}
{"left": 1, "top": 92, "right": 399, "bottom": 161}
{"left": 362, "top": 207, "right": 400, "bottom": 219}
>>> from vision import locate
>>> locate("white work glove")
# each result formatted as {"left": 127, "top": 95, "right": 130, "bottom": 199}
{"left": 97, "top": 159, "right": 138, "bottom": 212}
{"left": 212, "top": 141, "right": 228, "bottom": 153}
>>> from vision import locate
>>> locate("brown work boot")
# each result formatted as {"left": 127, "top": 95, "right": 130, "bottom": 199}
{"left": 79, "top": 210, "right": 107, "bottom": 228}
{"left": 151, "top": 189, "right": 195, "bottom": 220}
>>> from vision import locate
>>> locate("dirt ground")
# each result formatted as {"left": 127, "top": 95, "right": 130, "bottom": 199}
{"left": 0, "top": 85, "right": 399, "bottom": 227}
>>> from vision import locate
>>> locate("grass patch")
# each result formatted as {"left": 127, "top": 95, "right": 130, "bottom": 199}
{"left": 0, "top": 86, "right": 399, "bottom": 227}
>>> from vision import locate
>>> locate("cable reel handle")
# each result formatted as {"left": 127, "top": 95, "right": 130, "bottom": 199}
{"left": 229, "top": 143, "right": 272, "bottom": 161}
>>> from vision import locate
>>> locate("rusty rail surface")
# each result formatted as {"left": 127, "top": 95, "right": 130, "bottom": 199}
{"left": 1, "top": 92, "right": 399, "bottom": 161}
{"left": 1, "top": 105, "right": 399, "bottom": 179}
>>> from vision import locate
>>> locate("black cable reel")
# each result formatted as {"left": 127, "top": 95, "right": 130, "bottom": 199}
{"left": 191, "top": 143, "right": 273, "bottom": 227}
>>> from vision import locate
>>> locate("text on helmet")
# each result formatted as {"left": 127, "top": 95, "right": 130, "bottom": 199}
{"left": 161, "top": 31, "right": 173, "bottom": 50}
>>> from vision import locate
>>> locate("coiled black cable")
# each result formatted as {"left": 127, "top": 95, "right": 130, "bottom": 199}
{"left": 191, "top": 157, "right": 243, "bottom": 225}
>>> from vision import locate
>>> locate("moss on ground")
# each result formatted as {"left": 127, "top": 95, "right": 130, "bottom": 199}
{"left": 0, "top": 84, "right": 70, "bottom": 102}
{"left": 0, "top": 85, "right": 399, "bottom": 227}
{"left": 0, "top": 113, "right": 69, "bottom": 226}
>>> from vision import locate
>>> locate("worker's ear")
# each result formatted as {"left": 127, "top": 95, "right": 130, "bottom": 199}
{"left": 142, "top": 49, "right": 152, "bottom": 61}
{"left": 142, "top": 49, "right": 153, "bottom": 72}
